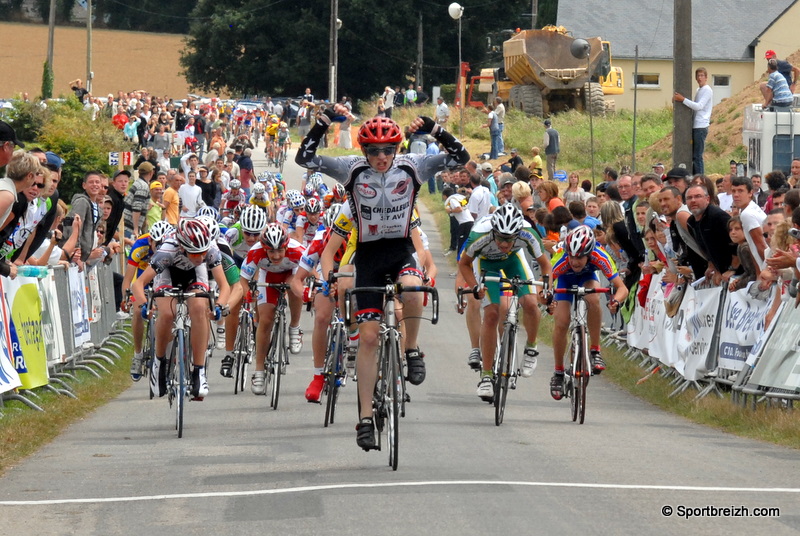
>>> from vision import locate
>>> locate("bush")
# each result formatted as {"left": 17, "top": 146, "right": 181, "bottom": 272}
{"left": 36, "top": 98, "right": 126, "bottom": 200}
{"left": 5, "top": 98, "right": 52, "bottom": 141}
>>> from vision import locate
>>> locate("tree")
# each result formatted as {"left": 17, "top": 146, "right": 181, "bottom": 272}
{"left": 180, "top": 0, "right": 536, "bottom": 101}
{"left": 41, "top": 60, "right": 54, "bottom": 100}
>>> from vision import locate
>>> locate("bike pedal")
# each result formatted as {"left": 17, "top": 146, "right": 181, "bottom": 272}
{"left": 404, "top": 392, "right": 411, "bottom": 403}
{"left": 191, "top": 396, "right": 205, "bottom": 402}
{"left": 509, "top": 378, "right": 517, "bottom": 390}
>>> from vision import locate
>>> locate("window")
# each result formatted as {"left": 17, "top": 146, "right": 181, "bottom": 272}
{"left": 634, "top": 74, "right": 660, "bottom": 88}
{"left": 713, "top": 75, "right": 730, "bottom": 86}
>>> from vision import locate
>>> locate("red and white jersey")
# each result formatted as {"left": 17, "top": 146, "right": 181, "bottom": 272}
{"left": 240, "top": 238, "right": 304, "bottom": 279}
{"left": 221, "top": 190, "right": 247, "bottom": 213}
{"left": 291, "top": 213, "right": 324, "bottom": 245}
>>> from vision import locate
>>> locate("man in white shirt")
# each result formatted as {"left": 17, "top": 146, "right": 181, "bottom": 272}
{"left": 382, "top": 86, "right": 396, "bottom": 118}
{"left": 178, "top": 170, "right": 205, "bottom": 217}
{"left": 435, "top": 96, "right": 450, "bottom": 126}
{"left": 467, "top": 173, "right": 492, "bottom": 220}
{"left": 673, "top": 67, "right": 713, "bottom": 175}
{"left": 494, "top": 97, "right": 506, "bottom": 154}
{"left": 717, "top": 174, "right": 734, "bottom": 213}
{"left": 731, "top": 176, "right": 767, "bottom": 270}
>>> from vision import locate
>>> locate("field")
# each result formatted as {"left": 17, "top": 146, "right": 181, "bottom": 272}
{"left": 0, "top": 22, "right": 194, "bottom": 100}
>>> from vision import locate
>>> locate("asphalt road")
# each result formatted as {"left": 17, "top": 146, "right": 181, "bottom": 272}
{"left": 1, "top": 146, "right": 799, "bottom": 535}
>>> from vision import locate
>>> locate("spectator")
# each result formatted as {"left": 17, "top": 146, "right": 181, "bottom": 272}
{"left": 443, "top": 186, "right": 473, "bottom": 254}
{"left": 673, "top": 67, "right": 713, "bottom": 174}
{"left": 196, "top": 166, "right": 217, "bottom": 208}
{"left": 764, "top": 49, "right": 800, "bottom": 92}
{"left": 467, "top": 173, "right": 493, "bottom": 220}
{"left": 435, "top": 96, "right": 450, "bottom": 126}
{"left": 382, "top": 86, "right": 396, "bottom": 118}
{"left": 686, "top": 184, "right": 737, "bottom": 285}
{"left": 405, "top": 84, "right": 417, "bottom": 106}
{"left": 731, "top": 175, "right": 768, "bottom": 270}
{"left": 162, "top": 172, "right": 182, "bottom": 225}
{"left": 761, "top": 58, "right": 795, "bottom": 110}
{"left": 65, "top": 171, "right": 104, "bottom": 267}
{"left": 528, "top": 146, "right": 543, "bottom": 175}
{"left": 563, "top": 171, "right": 590, "bottom": 204}
{"left": 727, "top": 217, "right": 758, "bottom": 292}
{"left": 494, "top": 97, "right": 506, "bottom": 154}
{"left": 542, "top": 119, "right": 560, "bottom": 180}
{"left": 146, "top": 181, "right": 165, "bottom": 228}
{"left": 763, "top": 170, "right": 788, "bottom": 213}
{"left": 179, "top": 170, "right": 204, "bottom": 217}
{"left": 658, "top": 184, "right": 708, "bottom": 280}
{"left": 482, "top": 104, "right": 501, "bottom": 160}
{"left": 238, "top": 148, "right": 254, "bottom": 196}
{"left": 501, "top": 148, "right": 523, "bottom": 173}
{"left": 536, "top": 180, "right": 565, "bottom": 212}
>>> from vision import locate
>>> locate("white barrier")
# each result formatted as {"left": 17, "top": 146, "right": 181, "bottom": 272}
{"left": 0, "top": 264, "right": 128, "bottom": 411}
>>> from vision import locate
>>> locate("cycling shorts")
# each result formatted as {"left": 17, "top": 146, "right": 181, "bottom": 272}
{"left": 154, "top": 265, "right": 209, "bottom": 293}
{"left": 353, "top": 238, "right": 421, "bottom": 323}
{"left": 475, "top": 249, "right": 536, "bottom": 306}
{"left": 554, "top": 270, "right": 599, "bottom": 302}
{"left": 256, "top": 270, "right": 291, "bottom": 307}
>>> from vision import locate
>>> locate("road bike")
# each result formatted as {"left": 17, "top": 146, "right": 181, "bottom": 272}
{"left": 232, "top": 280, "right": 257, "bottom": 395}
{"left": 259, "top": 282, "right": 291, "bottom": 410}
{"left": 346, "top": 280, "right": 439, "bottom": 470}
{"left": 554, "top": 285, "right": 611, "bottom": 424}
{"left": 482, "top": 275, "right": 543, "bottom": 426}
{"left": 274, "top": 141, "right": 288, "bottom": 172}
{"left": 315, "top": 273, "right": 353, "bottom": 427}
{"left": 152, "top": 288, "right": 213, "bottom": 438}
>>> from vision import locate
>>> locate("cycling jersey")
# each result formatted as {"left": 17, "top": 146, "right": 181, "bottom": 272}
{"left": 248, "top": 194, "right": 270, "bottom": 209}
{"left": 224, "top": 224, "right": 252, "bottom": 258}
{"left": 291, "top": 213, "right": 324, "bottom": 245}
{"left": 221, "top": 191, "right": 247, "bottom": 214}
{"left": 150, "top": 239, "right": 222, "bottom": 292}
{"left": 240, "top": 238, "right": 304, "bottom": 306}
{"left": 463, "top": 216, "right": 545, "bottom": 262}
{"left": 298, "top": 227, "right": 345, "bottom": 275}
{"left": 127, "top": 233, "right": 155, "bottom": 276}
{"left": 551, "top": 244, "right": 619, "bottom": 302}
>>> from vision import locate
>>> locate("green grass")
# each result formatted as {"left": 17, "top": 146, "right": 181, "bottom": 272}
{"left": 0, "top": 341, "right": 134, "bottom": 475}
{"left": 417, "top": 192, "right": 800, "bottom": 450}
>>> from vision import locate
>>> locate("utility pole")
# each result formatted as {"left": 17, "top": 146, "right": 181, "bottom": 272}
{"left": 47, "top": 0, "right": 56, "bottom": 69}
{"left": 673, "top": 0, "right": 693, "bottom": 170}
{"left": 416, "top": 13, "right": 423, "bottom": 89}
{"left": 328, "top": 0, "right": 339, "bottom": 103}
{"left": 531, "top": 0, "right": 538, "bottom": 29}
{"left": 86, "top": 0, "right": 93, "bottom": 93}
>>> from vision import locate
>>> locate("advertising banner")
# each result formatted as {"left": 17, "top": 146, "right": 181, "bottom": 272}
{"left": 5, "top": 276, "right": 47, "bottom": 390}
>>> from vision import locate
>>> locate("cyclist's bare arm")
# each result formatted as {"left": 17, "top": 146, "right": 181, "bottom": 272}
{"left": 320, "top": 232, "right": 346, "bottom": 282}
{"left": 131, "top": 266, "right": 157, "bottom": 309}
{"left": 210, "top": 263, "right": 231, "bottom": 309}
{"left": 609, "top": 275, "right": 628, "bottom": 311}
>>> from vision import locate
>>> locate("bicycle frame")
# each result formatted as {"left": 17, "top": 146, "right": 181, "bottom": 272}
{"left": 258, "top": 282, "right": 290, "bottom": 410}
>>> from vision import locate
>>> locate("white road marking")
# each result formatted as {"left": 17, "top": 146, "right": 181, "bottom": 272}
{"left": 2, "top": 480, "right": 799, "bottom": 506}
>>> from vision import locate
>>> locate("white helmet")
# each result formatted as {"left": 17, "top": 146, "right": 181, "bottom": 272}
{"left": 239, "top": 205, "right": 268, "bottom": 233}
{"left": 260, "top": 222, "right": 289, "bottom": 249}
{"left": 252, "top": 183, "right": 266, "bottom": 195}
{"left": 322, "top": 203, "right": 342, "bottom": 228}
{"left": 305, "top": 197, "right": 322, "bottom": 214}
{"left": 148, "top": 220, "right": 173, "bottom": 243}
{"left": 197, "top": 215, "right": 220, "bottom": 242}
{"left": 197, "top": 206, "right": 219, "bottom": 221}
{"left": 229, "top": 179, "right": 242, "bottom": 190}
{"left": 288, "top": 191, "right": 306, "bottom": 209}
{"left": 491, "top": 203, "right": 524, "bottom": 237}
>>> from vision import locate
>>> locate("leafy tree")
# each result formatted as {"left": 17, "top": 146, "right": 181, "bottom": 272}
{"left": 41, "top": 60, "right": 54, "bottom": 100}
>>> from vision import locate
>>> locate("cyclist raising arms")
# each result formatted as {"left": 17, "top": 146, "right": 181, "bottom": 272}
{"left": 131, "top": 219, "right": 231, "bottom": 399}
{"left": 458, "top": 204, "right": 552, "bottom": 401}
{"left": 296, "top": 104, "right": 469, "bottom": 450}
{"left": 548, "top": 226, "right": 628, "bottom": 400}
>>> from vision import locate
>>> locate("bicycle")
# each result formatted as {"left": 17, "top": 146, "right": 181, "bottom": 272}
{"left": 460, "top": 275, "right": 544, "bottom": 426}
{"left": 276, "top": 142, "right": 287, "bottom": 172}
{"left": 554, "top": 285, "right": 611, "bottom": 424}
{"left": 315, "top": 272, "right": 352, "bottom": 427}
{"left": 231, "top": 280, "right": 257, "bottom": 395}
{"left": 345, "top": 280, "right": 439, "bottom": 470}
{"left": 152, "top": 288, "right": 213, "bottom": 438}
{"left": 258, "top": 281, "right": 291, "bottom": 410}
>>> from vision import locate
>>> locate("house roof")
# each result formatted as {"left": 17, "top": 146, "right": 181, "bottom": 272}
{"left": 557, "top": 0, "right": 796, "bottom": 61}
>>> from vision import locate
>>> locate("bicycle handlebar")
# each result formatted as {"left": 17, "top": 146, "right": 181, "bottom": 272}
{"left": 152, "top": 289, "right": 212, "bottom": 301}
{"left": 554, "top": 286, "right": 611, "bottom": 296}
{"left": 344, "top": 284, "right": 439, "bottom": 326}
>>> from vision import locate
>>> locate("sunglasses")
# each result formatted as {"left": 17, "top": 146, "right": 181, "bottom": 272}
{"left": 493, "top": 232, "right": 517, "bottom": 244}
{"left": 243, "top": 231, "right": 260, "bottom": 237}
{"left": 32, "top": 182, "right": 45, "bottom": 189}
{"left": 365, "top": 145, "right": 396, "bottom": 157}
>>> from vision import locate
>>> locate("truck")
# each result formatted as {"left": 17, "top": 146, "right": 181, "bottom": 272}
{"left": 474, "top": 25, "right": 623, "bottom": 117}
{"left": 742, "top": 102, "right": 800, "bottom": 176}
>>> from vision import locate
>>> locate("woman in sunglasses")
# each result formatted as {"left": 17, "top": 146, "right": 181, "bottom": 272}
{"left": 296, "top": 103, "right": 469, "bottom": 451}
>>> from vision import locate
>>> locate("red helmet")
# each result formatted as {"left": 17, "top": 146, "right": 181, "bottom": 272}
{"left": 176, "top": 218, "right": 212, "bottom": 254}
{"left": 357, "top": 117, "right": 402, "bottom": 146}
{"left": 566, "top": 225, "right": 596, "bottom": 258}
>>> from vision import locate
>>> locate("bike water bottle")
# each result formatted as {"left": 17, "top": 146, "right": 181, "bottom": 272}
{"left": 17, "top": 265, "right": 48, "bottom": 278}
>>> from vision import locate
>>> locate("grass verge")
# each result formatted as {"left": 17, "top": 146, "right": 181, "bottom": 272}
{"left": 0, "top": 343, "right": 133, "bottom": 475}
{"left": 417, "top": 193, "right": 800, "bottom": 450}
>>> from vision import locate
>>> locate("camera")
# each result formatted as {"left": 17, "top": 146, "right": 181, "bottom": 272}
{"left": 62, "top": 216, "right": 74, "bottom": 227}
{"left": 789, "top": 228, "right": 800, "bottom": 239}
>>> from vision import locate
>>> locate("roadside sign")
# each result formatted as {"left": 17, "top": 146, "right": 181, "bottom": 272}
{"left": 108, "top": 152, "right": 119, "bottom": 166}
{"left": 122, "top": 152, "right": 133, "bottom": 166}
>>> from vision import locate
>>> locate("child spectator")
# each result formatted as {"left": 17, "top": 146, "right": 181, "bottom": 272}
{"left": 728, "top": 216, "right": 758, "bottom": 291}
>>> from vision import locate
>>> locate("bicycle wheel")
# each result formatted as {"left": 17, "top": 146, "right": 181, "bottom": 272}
{"left": 569, "top": 327, "right": 585, "bottom": 423}
{"left": 494, "top": 325, "right": 514, "bottom": 426}
{"left": 233, "top": 313, "right": 251, "bottom": 395}
{"left": 578, "top": 327, "right": 589, "bottom": 425}
{"left": 143, "top": 318, "right": 154, "bottom": 400}
{"left": 270, "top": 312, "right": 284, "bottom": 410}
{"left": 175, "top": 329, "right": 186, "bottom": 438}
{"left": 387, "top": 331, "right": 401, "bottom": 470}
{"left": 279, "top": 147, "right": 286, "bottom": 172}
{"left": 323, "top": 325, "right": 342, "bottom": 427}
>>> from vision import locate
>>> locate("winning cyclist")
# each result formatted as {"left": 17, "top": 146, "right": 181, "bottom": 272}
{"left": 458, "top": 204, "right": 552, "bottom": 401}
{"left": 240, "top": 223, "right": 305, "bottom": 395}
{"left": 548, "top": 226, "right": 628, "bottom": 400}
{"left": 131, "top": 219, "right": 231, "bottom": 399}
{"left": 296, "top": 103, "right": 469, "bottom": 450}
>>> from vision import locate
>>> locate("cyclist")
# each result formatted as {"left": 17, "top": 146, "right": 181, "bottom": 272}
{"left": 548, "top": 225, "right": 628, "bottom": 400}
{"left": 458, "top": 204, "right": 552, "bottom": 401}
{"left": 290, "top": 204, "right": 345, "bottom": 402}
{"left": 219, "top": 205, "right": 269, "bottom": 377}
{"left": 297, "top": 105, "right": 469, "bottom": 450}
{"left": 290, "top": 197, "right": 324, "bottom": 246}
{"left": 323, "top": 182, "right": 347, "bottom": 209}
{"left": 249, "top": 182, "right": 271, "bottom": 211}
{"left": 277, "top": 121, "right": 292, "bottom": 153}
{"left": 278, "top": 190, "right": 306, "bottom": 230}
{"left": 240, "top": 223, "right": 305, "bottom": 394}
{"left": 131, "top": 219, "right": 231, "bottom": 399}
{"left": 220, "top": 179, "right": 247, "bottom": 219}
{"left": 124, "top": 220, "right": 174, "bottom": 381}
{"left": 265, "top": 116, "right": 280, "bottom": 160}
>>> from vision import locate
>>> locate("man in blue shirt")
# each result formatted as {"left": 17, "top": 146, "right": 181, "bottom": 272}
{"left": 761, "top": 59, "right": 794, "bottom": 110}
